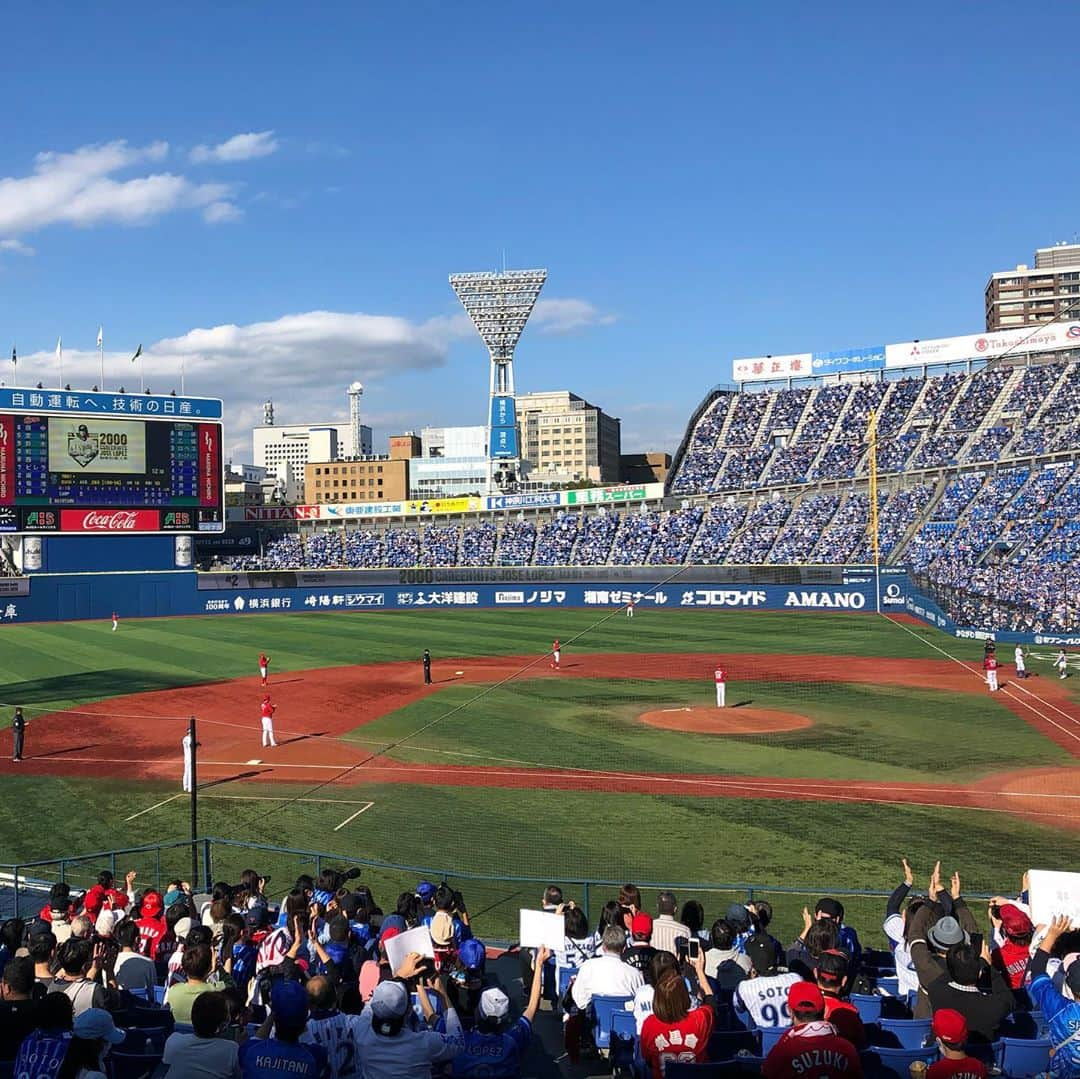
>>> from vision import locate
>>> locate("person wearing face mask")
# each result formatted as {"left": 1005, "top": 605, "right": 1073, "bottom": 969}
{"left": 162, "top": 991, "right": 242, "bottom": 1077}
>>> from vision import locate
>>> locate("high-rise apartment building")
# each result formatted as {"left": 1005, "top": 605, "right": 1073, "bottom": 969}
{"left": 985, "top": 242, "right": 1080, "bottom": 330}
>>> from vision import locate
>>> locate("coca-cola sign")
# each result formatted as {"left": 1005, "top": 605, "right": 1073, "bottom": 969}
{"left": 61, "top": 508, "right": 161, "bottom": 532}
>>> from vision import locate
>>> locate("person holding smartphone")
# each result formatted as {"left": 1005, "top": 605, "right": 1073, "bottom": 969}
{"left": 640, "top": 945, "right": 714, "bottom": 1079}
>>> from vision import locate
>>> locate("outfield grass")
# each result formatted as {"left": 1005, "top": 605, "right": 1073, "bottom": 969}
{"left": 0, "top": 772, "right": 1068, "bottom": 945}
{"left": 347, "top": 677, "right": 1069, "bottom": 782}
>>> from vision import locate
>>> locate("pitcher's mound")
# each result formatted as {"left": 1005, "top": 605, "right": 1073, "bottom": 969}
{"left": 638, "top": 706, "right": 813, "bottom": 735}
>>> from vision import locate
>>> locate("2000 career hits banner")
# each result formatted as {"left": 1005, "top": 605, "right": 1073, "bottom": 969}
{"left": 47, "top": 417, "right": 147, "bottom": 475}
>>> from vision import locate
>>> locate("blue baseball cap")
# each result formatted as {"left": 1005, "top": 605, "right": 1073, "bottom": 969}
{"left": 458, "top": 938, "right": 486, "bottom": 971}
{"left": 271, "top": 980, "right": 309, "bottom": 1026}
{"left": 73, "top": 1008, "right": 125, "bottom": 1045}
{"left": 379, "top": 914, "right": 406, "bottom": 939}
{"left": 417, "top": 881, "right": 437, "bottom": 902}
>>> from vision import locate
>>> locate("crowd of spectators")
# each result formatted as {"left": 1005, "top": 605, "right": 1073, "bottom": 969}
{"left": 495, "top": 520, "right": 537, "bottom": 566}
{"left": 646, "top": 506, "right": 703, "bottom": 565}
{"left": 460, "top": 522, "right": 497, "bottom": 567}
{"left": 608, "top": 511, "right": 660, "bottom": 566}
{"left": 767, "top": 494, "right": 840, "bottom": 564}
{"left": 533, "top": 514, "right": 581, "bottom": 566}
{"left": 686, "top": 503, "right": 747, "bottom": 564}
{"left": 3, "top": 863, "right": 1076, "bottom": 1077}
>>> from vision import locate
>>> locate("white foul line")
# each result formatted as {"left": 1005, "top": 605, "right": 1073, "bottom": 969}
{"left": 124, "top": 793, "right": 183, "bottom": 822}
{"left": 333, "top": 802, "right": 374, "bottom": 831}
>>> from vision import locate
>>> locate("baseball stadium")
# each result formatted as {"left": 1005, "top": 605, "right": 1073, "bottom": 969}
{"left": 2, "top": 261, "right": 1080, "bottom": 1075}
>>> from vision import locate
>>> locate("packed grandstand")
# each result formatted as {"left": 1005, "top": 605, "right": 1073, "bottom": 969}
{"left": 2, "top": 865, "right": 1077, "bottom": 1077}
{"left": 217, "top": 358, "right": 1080, "bottom": 634}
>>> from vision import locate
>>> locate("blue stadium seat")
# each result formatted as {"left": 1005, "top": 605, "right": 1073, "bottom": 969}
{"left": 861, "top": 1045, "right": 938, "bottom": 1078}
{"left": 850, "top": 993, "right": 882, "bottom": 1024}
{"left": 996, "top": 1037, "right": 1052, "bottom": 1077}
{"left": 757, "top": 1025, "right": 787, "bottom": 1056}
{"left": 874, "top": 976, "right": 900, "bottom": 997}
{"left": 153, "top": 984, "right": 166, "bottom": 1004}
{"left": 118, "top": 1026, "right": 168, "bottom": 1054}
{"left": 706, "top": 1029, "right": 758, "bottom": 1059}
{"left": 608, "top": 1009, "right": 638, "bottom": 1073}
{"left": 877, "top": 1016, "right": 932, "bottom": 1049}
{"left": 590, "top": 994, "right": 634, "bottom": 1050}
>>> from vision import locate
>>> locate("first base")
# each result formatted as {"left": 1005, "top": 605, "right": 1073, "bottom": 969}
{"left": 455, "top": 670, "right": 464, "bottom": 675}
{"left": 246, "top": 759, "right": 263, "bottom": 765}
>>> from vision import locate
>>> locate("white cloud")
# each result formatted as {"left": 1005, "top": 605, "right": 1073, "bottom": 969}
{"left": 190, "top": 131, "right": 279, "bottom": 164}
{"left": 0, "top": 239, "right": 34, "bottom": 256}
{"left": 6, "top": 296, "right": 618, "bottom": 459}
{"left": 203, "top": 201, "right": 244, "bottom": 224}
{"left": 0, "top": 140, "right": 239, "bottom": 236}
{"left": 532, "top": 298, "right": 617, "bottom": 335}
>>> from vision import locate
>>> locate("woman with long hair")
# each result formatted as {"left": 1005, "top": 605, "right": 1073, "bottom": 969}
{"left": 640, "top": 949, "right": 714, "bottom": 1079}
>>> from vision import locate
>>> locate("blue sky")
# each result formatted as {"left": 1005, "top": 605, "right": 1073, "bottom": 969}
{"left": 3, "top": 3, "right": 1078, "bottom": 461}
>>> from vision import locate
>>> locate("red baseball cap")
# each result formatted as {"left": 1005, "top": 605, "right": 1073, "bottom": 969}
{"left": 631, "top": 912, "right": 653, "bottom": 937}
{"left": 788, "top": 982, "right": 825, "bottom": 1013}
{"left": 932, "top": 1008, "right": 968, "bottom": 1045}
{"left": 999, "top": 904, "right": 1034, "bottom": 937}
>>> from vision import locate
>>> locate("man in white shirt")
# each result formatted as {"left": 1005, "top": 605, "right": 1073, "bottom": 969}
{"left": 650, "top": 891, "right": 692, "bottom": 956}
{"left": 734, "top": 935, "right": 801, "bottom": 1028}
{"left": 570, "top": 926, "right": 645, "bottom": 1009}
{"left": 112, "top": 920, "right": 156, "bottom": 998}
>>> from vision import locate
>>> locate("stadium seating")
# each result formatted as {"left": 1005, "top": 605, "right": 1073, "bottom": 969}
{"left": 217, "top": 358, "right": 1080, "bottom": 632}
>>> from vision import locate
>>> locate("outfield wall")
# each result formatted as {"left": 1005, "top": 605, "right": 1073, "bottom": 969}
{"left": 2, "top": 564, "right": 1076, "bottom": 646}
{"left": 0, "top": 566, "right": 907, "bottom": 623}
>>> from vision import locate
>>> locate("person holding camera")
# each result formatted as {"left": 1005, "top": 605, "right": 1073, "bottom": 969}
{"left": 355, "top": 952, "right": 464, "bottom": 1079}
{"left": 240, "top": 979, "right": 328, "bottom": 1079}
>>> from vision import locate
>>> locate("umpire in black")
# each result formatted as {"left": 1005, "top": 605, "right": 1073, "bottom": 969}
{"left": 12, "top": 707, "right": 25, "bottom": 762}
{"left": 422, "top": 649, "right": 432, "bottom": 685}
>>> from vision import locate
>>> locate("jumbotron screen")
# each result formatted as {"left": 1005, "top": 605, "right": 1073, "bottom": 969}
{"left": 0, "top": 407, "right": 224, "bottom": 534}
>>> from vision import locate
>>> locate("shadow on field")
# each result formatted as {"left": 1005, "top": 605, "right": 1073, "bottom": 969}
{"left": 30, "top": 743, "right": 101, "bottom": 758}
{"left": 730, "top": 699, "right": 755, "bottom": 708}
{"left": 276, "top": 732, "right": 328, "bottom": 747}
{"left": 0, "top": 669, "right": 212, "bottom": 708}
{"left": 199, "top": 770, "right": 266, "bottom": 788}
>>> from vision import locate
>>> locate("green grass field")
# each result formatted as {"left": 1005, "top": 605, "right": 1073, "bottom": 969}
{"left": 1, "top": 609, "right": 1077, "bottom": 944}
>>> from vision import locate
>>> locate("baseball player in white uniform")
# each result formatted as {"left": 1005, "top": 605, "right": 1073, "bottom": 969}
{"left": 1014, "top": 645, "right": 1027, "bottom": 680}
{"left": 715, "top": 665, "right": 726, "bottom": 708}
{"left": 1056, "top": 649, "right": 1069, "bottom": 680}
{"left": 626, "top": 600, "right": 635, "bottom": 618}
{"left": 182, "top": 732, "right": 194, "bottom": 792}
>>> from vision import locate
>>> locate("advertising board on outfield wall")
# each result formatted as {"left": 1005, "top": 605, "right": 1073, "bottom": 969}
{"left": 230, "top": 485, "right": 664, "bottom": 523}
{"left": 733, "top": 323, "right": 1080, "bottom": 382}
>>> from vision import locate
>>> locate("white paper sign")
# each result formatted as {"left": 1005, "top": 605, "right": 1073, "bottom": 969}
{"left": 383, "top": 925, "right": 435, "bottom": 975}
{"left": 519, "top": 909, "right": 565, "bottom": 951}
{"left": 1028, "top": 869, "right": 1080, "bottom": 926}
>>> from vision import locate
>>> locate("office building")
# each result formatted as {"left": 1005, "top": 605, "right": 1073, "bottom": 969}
{"left": 409, "top": 426, "right": 488, "bottom": 498}
{"left": 620, "top": 452, "right": 671, "bottom": 485}
{"left": 515, "top": 391, "right": 621, "bottom": 484}
{"left": 985, "top": 242, "right": 1080, "bottom": 330}
{"left": 305, "top": 457, "right": 409, "bottom": 503}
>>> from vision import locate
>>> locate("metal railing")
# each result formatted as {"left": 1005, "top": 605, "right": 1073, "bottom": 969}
{"left": 0, "top": 836, "right": 997, "bottom": 944}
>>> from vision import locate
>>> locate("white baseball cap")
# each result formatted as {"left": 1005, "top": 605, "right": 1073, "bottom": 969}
{"left": 478, "top": 986, "right": 510, "bottom": 1020}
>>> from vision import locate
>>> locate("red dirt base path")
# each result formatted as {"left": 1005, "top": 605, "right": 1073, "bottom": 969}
{"left": 639, "top": 706, "right": 812, "bottom": 734}
{"left": 4, "top": 651, "right": 1080, "bottom": 830}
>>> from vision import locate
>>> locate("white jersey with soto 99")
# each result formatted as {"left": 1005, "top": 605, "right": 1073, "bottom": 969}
{"left": 734, "top": 971, "right": 800, "bottom": 1028}
{"left": 302, "top": 1011, "right": 366, "bottom": 1079}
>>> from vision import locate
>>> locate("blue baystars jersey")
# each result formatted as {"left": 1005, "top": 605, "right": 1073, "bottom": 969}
{"left": 449, "top": 1017, "right": 532, "bottom": 1078}
{"left": 1028, "top": 974, "right": 1080, "bottom": 1079}
{"left": 15, "top": 1031, "right": 71, "bottom": 1078}
{"left": 239, "top": 1036, "right": 330, "bottom": 1079}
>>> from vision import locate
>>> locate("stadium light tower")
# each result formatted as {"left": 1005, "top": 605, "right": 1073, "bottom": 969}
{"left": 449, "top": 268, "right": 547, "bottom": 492}
{"left": 347, "top": 381, "right": 365, "bottom": 457}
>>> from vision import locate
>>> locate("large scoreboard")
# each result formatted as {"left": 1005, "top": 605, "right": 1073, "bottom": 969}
{"left": 0, "top": 387, "right": 224, "bottom": 534}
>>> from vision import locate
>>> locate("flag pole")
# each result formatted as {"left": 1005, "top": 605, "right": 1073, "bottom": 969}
{"left": 99, "top": 335, "right": 104, "bottom": 388}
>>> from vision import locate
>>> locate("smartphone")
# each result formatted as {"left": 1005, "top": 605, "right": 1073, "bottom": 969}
{"left": 687, "top": 939, "right": 701, "bottom": 960}
{"left": 970, "top": 933, "right": 983, "bottom": 956}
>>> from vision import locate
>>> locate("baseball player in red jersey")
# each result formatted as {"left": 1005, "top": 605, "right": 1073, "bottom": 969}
{"left": 983, "top": 652, "right": 998, "bottom": 692}
{"left": 259, "top": 652, "right": 271, "bottom": 686}
{"left": 111, "top": 611, "right": 118, "bottom": 632}
{"left": 551, "top": 639, "right": 561, "bottom": 670}
{"left": 714, "top": 665, "right": 726, "bottom": 708}
{"left": 260, "top": 694, "right": 277, "bottom": 747}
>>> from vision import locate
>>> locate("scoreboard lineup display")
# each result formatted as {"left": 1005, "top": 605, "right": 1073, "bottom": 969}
{"left": 0, "top": 388, "right": 224, "bottom": 534}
